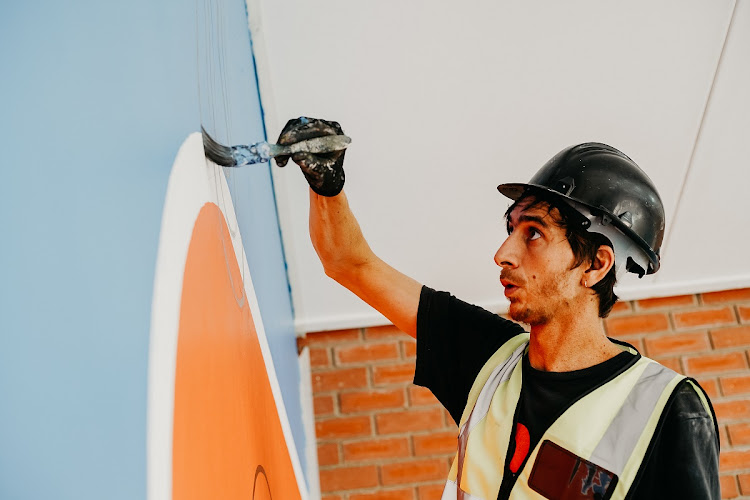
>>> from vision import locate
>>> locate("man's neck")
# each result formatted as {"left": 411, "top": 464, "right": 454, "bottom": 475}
{"left": 527, "top": 309, "right": 622, "bottom": 372}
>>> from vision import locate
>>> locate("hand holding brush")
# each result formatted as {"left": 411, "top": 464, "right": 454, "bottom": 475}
{"left": 202, "top": 116, "right": 350, "bottom": 197}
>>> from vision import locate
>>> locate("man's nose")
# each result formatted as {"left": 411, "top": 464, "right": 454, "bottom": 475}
{"left": 494, "top": 235, "right": 518, "bottom": 268}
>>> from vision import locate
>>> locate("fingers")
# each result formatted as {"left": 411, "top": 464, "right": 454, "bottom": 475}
{"left": 327, "top": 120, "right": 343, "bottom": 135}
{"left": 275, "top": 116, "right": 347, "bottom": 196}
{"left": 294, "top": 151, "right": 346, "bottom": 197}
{"left": 293, "top": 150, "right": 344, "bottom": 171}
{"left": 277, "top": 117, "right": 344, "bottom": 146}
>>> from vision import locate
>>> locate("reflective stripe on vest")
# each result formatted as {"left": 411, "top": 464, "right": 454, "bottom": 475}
{"left": 452, "top": 342, "right": 527, "bottom": 500}
{"left": 442, "top": 333, "right": 698, "bottom": 500}
{"left": 443, "top": 334, "right": 530, "bottom": 500}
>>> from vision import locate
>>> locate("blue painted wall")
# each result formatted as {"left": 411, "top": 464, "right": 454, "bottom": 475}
{"left": 0, "top": 2, "right": 304, "bottom": 499}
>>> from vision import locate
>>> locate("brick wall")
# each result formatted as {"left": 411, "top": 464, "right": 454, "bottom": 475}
{"left": 301, "top": 287, "right": 750, "bottom": 500}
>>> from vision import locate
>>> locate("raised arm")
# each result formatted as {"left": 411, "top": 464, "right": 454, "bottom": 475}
{"left": 309, "top": 190, "right": 421, "bottom": 338}
{"left": 275, "top": 117, "right": 421, "bottom": 337}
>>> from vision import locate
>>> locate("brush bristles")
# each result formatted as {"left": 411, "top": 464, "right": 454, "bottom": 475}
{"left": 201, "top": 127, "right": 234, "bottom": 167}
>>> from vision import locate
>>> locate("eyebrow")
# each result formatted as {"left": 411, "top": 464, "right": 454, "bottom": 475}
{"left": 508, "top": 214, "right": 549, "bottom": 228}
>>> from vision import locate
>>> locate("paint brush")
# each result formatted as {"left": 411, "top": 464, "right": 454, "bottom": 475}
{"left": 201, "top": 127, "right": 352, "bottom": 168}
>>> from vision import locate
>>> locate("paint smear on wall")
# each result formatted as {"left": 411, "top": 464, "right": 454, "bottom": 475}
{"left": 148, "top": 134, "right": 306, "bottom": 500}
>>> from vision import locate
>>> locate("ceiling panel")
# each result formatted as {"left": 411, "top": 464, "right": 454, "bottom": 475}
{"left": 648, "top": 1, "right": 750, "bottom": 296}
{"left": 250, "top": 0, "right": 736, "bottom": 331}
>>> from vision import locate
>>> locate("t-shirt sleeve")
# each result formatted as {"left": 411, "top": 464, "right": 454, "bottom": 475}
{"left": 628, "top": 380, "right": 720, "bottom": 499}
{"left": 413, "top": 285, "right": 526, "bottom": 425}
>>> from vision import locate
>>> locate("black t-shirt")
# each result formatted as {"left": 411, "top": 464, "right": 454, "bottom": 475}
{"left": 497, "top": 351, "right": 636, "bottom": 498}
{"left": 414, "top": 286, "right": 720, "bottom": 500}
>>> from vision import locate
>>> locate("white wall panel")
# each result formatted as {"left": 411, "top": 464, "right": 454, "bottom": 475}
{"left": 250, "top": 1, "right": 737, "bottom": 331}
{"left": 648, "top": 1, "right": 750, "bottom": 296}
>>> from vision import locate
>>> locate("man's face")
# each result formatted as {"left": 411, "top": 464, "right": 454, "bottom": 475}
{"left": 495, "top": 198, "right": 583, "bottom": 325}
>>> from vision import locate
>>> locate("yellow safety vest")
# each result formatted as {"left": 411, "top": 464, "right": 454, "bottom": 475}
{"left": 442, "top": 333, "right": 714, "bottom": 500}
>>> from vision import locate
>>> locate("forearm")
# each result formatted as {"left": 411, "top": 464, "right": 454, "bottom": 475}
{"left": 308, "top": 188, "right": 421, "bottom": 337}
{"left": 309, "top": 189, "right": 375, "bottom": 280}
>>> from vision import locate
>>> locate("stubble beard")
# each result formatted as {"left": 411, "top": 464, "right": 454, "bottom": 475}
{"left": 507, "top": 270, "right": 572, "bottom": 326}
{"left": 509, "top": 301, "right": 550, "bottom": 326}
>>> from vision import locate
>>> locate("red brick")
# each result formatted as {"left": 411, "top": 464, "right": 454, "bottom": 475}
{"left": 365, "top": 324, "right": 407, "bottom": 339}
{"left": 313, "top": 368, "right": 368, "bottom": 392}
{"left": 306, "top": 328, "right": 361, "bottom": 344}
{"left": 627, "top": 337, "right": 646, "bottom": 354}
{"left": 319, "top": 465, "right": 378, "bottom": 492}
{"left": 403, "top": 340, "right": 417, "bottom": 358}
{"left": 711, "top": 326, "right": 750, "bottom": 349}
{"left": 296, "top": 336, "right": 306, "bottom": 354}
{"left": 310, "top": 347, "right": 331, "bottom": 368}
{"left": 719, "top": 425, "right": 730, "bottom": 450}
{"left": 373, "top": 363, "right": 416, "bottom": 385}
{"left": 685, "top": 352, "right": 747, "bottom": 375}
{"left": 713, "top": 400, "right": 750, "bottom": 422}
{"left": 336, "top": 342, "right": 400, "bottom": 364}
{"left": 739, "top": 306, "right": 750, "bottom": 323}
{"left": 703, "top": 288, "right": 750, "bottom": 304}
{"left": 316, "top": 416, "right": 371, "bottom": 439}
{"left": 644, "top": 331, "right": 709, "bottom": 357}
{"left": 318, "top": 443, "right": 339, "bottom": 466}
{"left": 720, "top": 474, "right": 739, "bottom": 499}
{"left": 413, "top": 431, "right": 457, "bottom": 456}
{"left": 605, "top": 313, "right": 669, "bottom": 336}
{"left": 409, "top": 386, "right": 439, "bottom": 407}
{"left": 720, "top": 450, "right": 750, "bottom": 472}
{"left": 443, "top": 408, "right": 459, "bottom": 428}
{"left": 381, "top": 458, "right": 449, "bottom": 486}
{"left": 417, "top": 483, "right": 446, "bottom": 500}
{"left": 721, "top": 375, "right": 750, "bottom": 396}
{"left": 343, "top": 437, "right": 410, "bottom": 462}
{"left": 655, "top": 357, "right": 683, "bottom": 373}
{"left": 674, "top": 307, "right": 736, "bottom": 330}
{"left": 376, "top": 408, "right": 444, "bottom": 434}
{"left": 637, "top": 294, "right": 695, "bottom": 310}
{"left": 739, "top": 473, "right": 750, "bottom": 495}
{"left": 314, "top": 395, "right": 335, "bottom": 416}
{"left": 350, "top": 488, "right": 415, "bottom": 500}
{"left": 340, "top": 389, "right": 405, "bottom": 413}
{"left": 608, "top": 300, "right": 631, "bottom": 314}
{"left": 695, "top": 378, "right": 719, "bottom": 399}
{"left": 727, "top": 423, "right": 750, "bottom": 446}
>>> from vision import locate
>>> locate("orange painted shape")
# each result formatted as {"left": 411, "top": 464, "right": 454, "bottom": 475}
{"left": 172, "top": 202, "right": 301, "bottom": 500}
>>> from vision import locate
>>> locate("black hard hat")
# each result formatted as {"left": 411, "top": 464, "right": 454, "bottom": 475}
{"left": 498, "top": 143, "right": 665, "bottom": 275}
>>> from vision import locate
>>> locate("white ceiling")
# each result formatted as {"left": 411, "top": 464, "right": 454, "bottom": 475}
{"left": 247, "top": 0, "right": 749, "bottom": 333}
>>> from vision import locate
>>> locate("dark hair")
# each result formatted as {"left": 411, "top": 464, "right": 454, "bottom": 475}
{"left": 504, "top": 189, "right": 619, "bottom": 317}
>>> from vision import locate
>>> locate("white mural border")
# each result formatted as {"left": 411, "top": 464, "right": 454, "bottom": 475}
{"left": 146, "top": 133, "right": 308, "bottom": 500}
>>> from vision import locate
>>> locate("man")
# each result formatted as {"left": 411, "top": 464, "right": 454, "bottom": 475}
{"left": 276, "top": 118, "right": 720, "bottom": 499}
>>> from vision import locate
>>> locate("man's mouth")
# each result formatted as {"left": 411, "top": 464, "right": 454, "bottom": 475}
{"left": 501, "top": 279, "right": 520, "bottom": 298}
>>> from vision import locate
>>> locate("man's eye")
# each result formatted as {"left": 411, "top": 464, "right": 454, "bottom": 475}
{"left": 528, "top": 228, "right": 541, "bottom": 240}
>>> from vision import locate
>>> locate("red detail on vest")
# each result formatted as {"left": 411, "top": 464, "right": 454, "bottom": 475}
{"left": 509, "top": 423, "right": 530, "bottom": 473}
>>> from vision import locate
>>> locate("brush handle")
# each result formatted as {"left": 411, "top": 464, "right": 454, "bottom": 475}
{"left": 268, "top": 135, "right": 351, "bottom": 158}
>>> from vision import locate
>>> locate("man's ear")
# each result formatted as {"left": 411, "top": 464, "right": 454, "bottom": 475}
{"left": 585, "top": 245, "right": 615, "bottom": 287}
